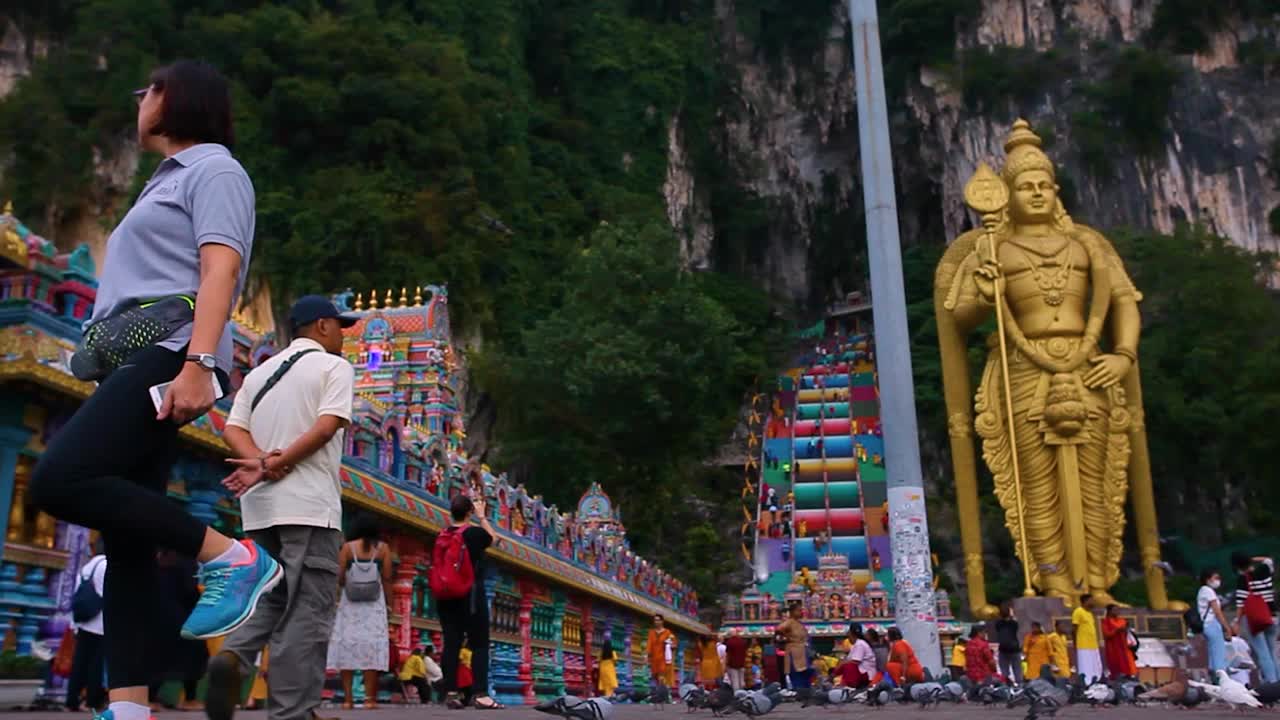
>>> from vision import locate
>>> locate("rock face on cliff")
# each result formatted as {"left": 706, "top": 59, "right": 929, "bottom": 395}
{"left": 662, "top": 0, "right": 1278, "bottom": 312}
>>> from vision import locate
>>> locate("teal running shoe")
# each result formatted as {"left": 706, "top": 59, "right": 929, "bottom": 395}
{"left": 93, "top": 710, "right": 153, "bottom": 720}
{"left": 180, "top": 540, "right": 282, "bottom": 639}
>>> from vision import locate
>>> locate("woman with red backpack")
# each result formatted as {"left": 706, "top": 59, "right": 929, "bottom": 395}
{"left": 1232, "top": 551, "right": 1278, "bottom": 683}
{"left": 434, "top": 493, "right": 501, "bottom": 709}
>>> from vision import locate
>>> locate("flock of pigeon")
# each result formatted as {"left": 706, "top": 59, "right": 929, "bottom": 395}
{"left": 532, "top": 668, "right": 1280, "bottom": 720}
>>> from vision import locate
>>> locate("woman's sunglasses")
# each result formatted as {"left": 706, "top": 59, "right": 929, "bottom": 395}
{"left": 132, "top": 86, "right": 153, "bottom": 104}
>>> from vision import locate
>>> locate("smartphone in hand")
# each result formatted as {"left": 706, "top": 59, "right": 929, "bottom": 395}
{"left": 149, "top": 373, "right": 225, "bottom": 413}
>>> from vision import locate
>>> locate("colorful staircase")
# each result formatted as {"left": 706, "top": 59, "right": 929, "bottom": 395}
{"left": 750, "top": 322, "right": 894, "bottom": 598}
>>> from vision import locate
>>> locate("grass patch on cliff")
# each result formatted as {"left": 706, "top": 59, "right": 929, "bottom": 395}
{"left": 882, "top": 0, "right": 982, "bottom": 91}
{"left": 734, "top": 0, "right": 837, "bottom": 64}
{"left": 1270, "top": 138, "right": 1280, "bottom": 236}
{"left": 956, "top": 45, "right": 1074, "bottom": 114}
{"left": 1070, "top": 47, "right": 1182, "bottom": 177}
{"left": 1149, "top": 0, "right": 1280, "bottom": 54}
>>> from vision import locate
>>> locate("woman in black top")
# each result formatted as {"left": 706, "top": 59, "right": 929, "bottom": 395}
{"left": 439, "top": 494, "right": 500, "bottom": 709}
{"left": 993, "top": 603, "right": 1023, "bottom": 684}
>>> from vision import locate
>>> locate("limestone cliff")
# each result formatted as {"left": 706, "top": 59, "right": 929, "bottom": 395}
{"left": 662, "top": 0, "right": 1279, "bottom": 311}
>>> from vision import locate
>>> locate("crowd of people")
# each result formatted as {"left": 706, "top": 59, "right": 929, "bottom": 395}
{"left": 646, "top": 565, "right": 1280, "bottom": 701}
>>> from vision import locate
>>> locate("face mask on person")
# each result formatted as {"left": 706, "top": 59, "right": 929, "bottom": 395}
{"left": 1209, "top": 579, "right": 1221, "bottom": 589}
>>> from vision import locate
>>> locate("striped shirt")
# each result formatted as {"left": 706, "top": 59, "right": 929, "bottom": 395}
{"left": 1235, "top": 558, "right": 1276, "bottom": 613}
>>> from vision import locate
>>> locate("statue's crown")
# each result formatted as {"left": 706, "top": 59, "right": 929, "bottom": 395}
{"left": 1001, "top": 118, "right": 1055, "bottom": 185}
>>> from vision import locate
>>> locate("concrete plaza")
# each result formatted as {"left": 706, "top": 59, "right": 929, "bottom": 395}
{"left": 0, "top": 703, "right": 1256, "bottom": 720}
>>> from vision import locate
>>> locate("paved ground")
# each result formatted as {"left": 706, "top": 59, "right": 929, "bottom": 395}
{"left": 0, "top": 704, "right": 1265, "bottom": 720}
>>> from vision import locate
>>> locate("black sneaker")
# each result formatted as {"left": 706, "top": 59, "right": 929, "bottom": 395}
{"left": 204, "top": 651, "right": 243, "bottom": 720}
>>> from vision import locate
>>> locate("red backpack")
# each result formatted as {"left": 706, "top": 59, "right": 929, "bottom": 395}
{"left": 429, "top": 526, "right": 474, "bottom": 600}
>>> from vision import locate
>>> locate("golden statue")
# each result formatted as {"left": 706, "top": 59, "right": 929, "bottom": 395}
{"left": 935, "top": 119, "right": 1182, "bottom": 617}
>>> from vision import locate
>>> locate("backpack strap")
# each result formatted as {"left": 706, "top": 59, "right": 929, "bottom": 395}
{"left": 81, "top": 556, "right": 104, "bottom": 582}
{"left": 252, "top": 349, "right": 321, "bottom": 410}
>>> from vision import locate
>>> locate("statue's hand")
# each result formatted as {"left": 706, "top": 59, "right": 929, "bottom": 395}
{"left": 1083, "top": 354, "right": 1132, "bottom": 389}
{"left": 973, "top": 261, "right": 1000, "bottom": 302}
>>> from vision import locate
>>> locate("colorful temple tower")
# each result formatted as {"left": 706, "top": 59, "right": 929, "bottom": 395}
{"left": 0, "top": 205, "right": 705, "bottom": 702}
{"left": 724, "top": 304, "right": 956, "bottom": 641}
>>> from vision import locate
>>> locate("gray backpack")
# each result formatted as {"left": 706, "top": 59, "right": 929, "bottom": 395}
{"left": 345, "top": 543, "right": 382, "bottom": 602}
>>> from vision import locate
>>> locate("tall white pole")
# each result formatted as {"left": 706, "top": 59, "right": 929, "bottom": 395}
{"left": 847, "top": 0, "right": 941, "bottom": 672}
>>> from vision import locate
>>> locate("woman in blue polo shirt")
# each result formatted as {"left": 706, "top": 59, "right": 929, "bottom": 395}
{"left": 31, "top": 60, "right": 280, "bottom": 720}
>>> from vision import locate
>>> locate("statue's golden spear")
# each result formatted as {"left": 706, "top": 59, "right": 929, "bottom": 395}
{"left": 964, "top": 163, "right": 1034, "bottom": 598}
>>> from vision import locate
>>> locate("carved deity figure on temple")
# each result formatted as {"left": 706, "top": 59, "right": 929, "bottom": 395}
{"left": 935, "top": 119, "right": 1179, "bottom": 617}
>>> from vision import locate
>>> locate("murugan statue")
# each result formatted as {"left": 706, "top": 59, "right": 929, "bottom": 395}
{"left": 935, "top": 120, "right": 1183, "bottom": 617}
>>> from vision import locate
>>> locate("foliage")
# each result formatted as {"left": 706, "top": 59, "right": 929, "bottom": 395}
{"left": 734, "top": 0, "right": 836, "bottom": 63}
{"left": 474, "top": 221, "right": 784, "bottom": 598}
{"left": 0, "top": 0, "right": 717, "bottom": 340}
{"left": 1238, "top": 37, "right": 1280, "bottom": 80}
{"left": 1149, "top": 0, "right": 1280, "bottom": 54}
{"left": 1270, "top": 138, "right": 1280, "bottom": 236}
{"left": 1069, "top": 47, "right": 1181, "bottom": 176}
{"left": 0, "top": 651, "right": 46, "bottom": 680}
{"left": 956, "top": 46, "right": 1071, "bottom": 114}
{"left": 1113, "top": 225, "right": 1280, "bottom": 544}
{"left": 881, "top": 0, "right": 981, "bottom": 78}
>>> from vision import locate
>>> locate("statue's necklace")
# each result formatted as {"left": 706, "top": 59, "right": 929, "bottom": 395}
{"left": 1015, "top": 245, "right": 1073, "bottom": 308}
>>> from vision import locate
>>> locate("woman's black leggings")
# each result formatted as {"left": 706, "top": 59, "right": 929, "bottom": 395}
{"left": 437, "top": 599, "right": 490, "bottom": 696}
{"left": 31, "top": 345, "right": 210, "bottom": 689}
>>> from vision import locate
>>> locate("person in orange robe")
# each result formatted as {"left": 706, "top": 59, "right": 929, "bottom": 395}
{"left": 698, "top": 636, "right": 723, "bottom": 689}
{"left": 885, "top": 627, "right": 924, "bottom": 685}
{"left": 1101, "top": 605, "right": 1137, "bottom": 678}
{"left": 647, "top": 614, "right": 676, "bottom": 688}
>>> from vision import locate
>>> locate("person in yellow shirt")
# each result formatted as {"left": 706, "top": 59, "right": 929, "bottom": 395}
{"left": 1047, "top": 622, "right": 1072, "bottom": 679}
{"left": 948, "top": 637, "right": 967, "bottom": 680}
{"left": 598, "top": 641, "right": 619, "bottom": 697}
{"left": 1071, "top": 601, "right": 1102, "bottom": 682}
{"left": 398, "top": 647, "right": 439, "bottom": 704}
{"left": 1023, "top": 622, "right": 1051, "bottom": 679}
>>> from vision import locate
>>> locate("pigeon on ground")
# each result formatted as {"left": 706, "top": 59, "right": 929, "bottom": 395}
{"left": 942, "top": 681, "right": 965, "bottom": 702}
{"left": 1124, "top": 680, "right": 1149, "bottom": 703}
{"left": 735, "top": 687, "right": 781, "bottom": 717}
{"left": 535, "top": 696, "right": 614, "bottom": 720}
{"left": 909, "top": 682, "right": 945, "bottom": 708}
{"left": 980, "top": 683, "right": 1014, "bottom": 705}
{"left": 1191, "top": 670, "right": 1263, "bottom": 709}
{"left": 704, "top": 683, "right": 736, "bottom": 716}
{"left": 681, "top": 684, "right": 707, "bottom": 710}
{"left": 1021, "top": 686, "right": 1067, "bottom": 720}
{"left": 651, "top": 684, "right": 672, "bottom": 708}
{"left": 827, "top": 686, "right": 859, "bottom": 705}
{"left": 626, "top": 689, "right": 651, "bottom": 704}
{"left": 1176, "top": 684, "right": 1209, "bottom": 708}
{"left": 1083, "top": 682, "right": 1116, "bottom": 705}
{"left": 865, "top": 679, "right": 894, "bottom": 706}
{"left": 796, "top": 687, "right": 828, "bottom": 708}
{"left": 1252, "top": 680, "right": 1280, "bottom": 706}
{"left": 1138, "top": 678, "right": 1185, "bottom": 703}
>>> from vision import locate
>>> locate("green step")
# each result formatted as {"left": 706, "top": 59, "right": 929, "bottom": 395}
{"left": 851, "top": 372, "right": 876, "bottom": 386}
{"left": 794, "top": 481, "right": 859, "bottom": 508}
{"left": 758, "top": 570, "right": 794, "bottom": 597}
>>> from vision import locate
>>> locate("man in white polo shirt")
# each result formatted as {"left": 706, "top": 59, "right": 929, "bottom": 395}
{"left": 204, "top": 295, "right": 357, "bottom": 720}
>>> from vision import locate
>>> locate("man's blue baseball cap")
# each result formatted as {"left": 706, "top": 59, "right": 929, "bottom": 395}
{"left": 288, "top": 295, "right": 359, "bottom": 331}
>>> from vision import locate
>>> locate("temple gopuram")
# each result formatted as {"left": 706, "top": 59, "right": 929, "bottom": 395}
{"left": 0, "top": 206, "right": 706, "bottom": 704}
{"left": 724, "top": 306, "right": 961, "bottom": 651}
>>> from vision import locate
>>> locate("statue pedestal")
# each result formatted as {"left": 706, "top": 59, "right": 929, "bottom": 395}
{"left": 1011, "top": 596, "right": 1196, "bottom": 681}
{"left": 1011, "top": 597, "right": 1187, "bottom": 639}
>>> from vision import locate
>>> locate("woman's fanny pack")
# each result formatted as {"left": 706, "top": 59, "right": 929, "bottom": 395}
{"left": 70, "top": 295, "right": 196, "bottom": 381}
